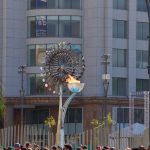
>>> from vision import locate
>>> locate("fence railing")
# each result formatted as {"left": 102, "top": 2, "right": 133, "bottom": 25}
{"left": 0, "top": 124, "right": 148, "bottom": 150}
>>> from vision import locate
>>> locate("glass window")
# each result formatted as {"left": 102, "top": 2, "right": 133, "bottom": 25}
{"left": 25, "top": 109, "right": 49, "bottom": 124}
{"left": 28, "top": 0, "right": 81, "bottom": 9}
{"left": 47, "top": 43, "right": 59, "bottom": 50}
{"left": 112, "top": 48, "right": 127, "bottom": 67}
{"left": 29, "top": 74, "right": 36, "bottom": 95}
{"left": 117, "top": 108, "right": 129, "bottom": 123}
{"left": 28, "top": 16, "right": 81, "bottom": 38}
{"left": 71, "top": 16, "right": 81, "bottom": 38}
{"left": 113, "top": 20, "right": 128, "bottom": 38}
{"left": 28, "top": 45, "right": 46, "bottom": 66}
{"left": 113, "top": 0, "right": 127, "bottom": 10}
{"left": 65, "top": 108, "right": 82, "bottom": 134}
{"left": 28, "top": 74, "right": 46, "bottom": 95}
{"left": 28, "top": 17, "right": 36, "bottom": 37}
{"left": 137, "top": 0, "right": 147, "bottom": 11}
{"left": 59, "top": 16, "right": 71, "bottom": 37}
{"left": 137, "top": 22, "right": 149, "bottom": 40}
{"left": 134, "top": 108, "right": 144, "bottom": 123}
{"left": 136, "top": 79, "right": 149, "bottom": 92}
{"left": 71, "top": 44, "right": 81, "bottom": 53}
{"left": 72, "top": 0, "right": 81, "bottom": 9}
{"left": 28, "top": 44, "right": 82, "bottom": 66}
{"left": 136, "top": 50, "right": 148, "bottom": 68}
{"left": 28, "top": 0, "right": 36, "bottom": 9}
{"left": 36, "top": 45, "right": 46, "bottom": 65}
{"left": 47, "top": 0, "right": 58, "bottom": 8}
{"left": 47, "top": 16, "right": 58, "bottom": 37}
{"left": 36, "top": 0, "right": 47, "bottom": 9}
{"left": 28, "top": 45, "right": 36, "bottom": 66}
{"left": 59, "top": 0, "right": 71, "bottom": 9}
{"left": 116, "top": 107, "right": 144, "bottom": 124}
{"left": 112, "top": 77, "right": 127, "bottom": 96}
{"left": 36, "top": 16, "right": 47, "bottom": 37}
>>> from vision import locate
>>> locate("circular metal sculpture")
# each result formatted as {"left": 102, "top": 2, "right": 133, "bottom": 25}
{"left": 43, "top": 42, "right": 85, "bottom": 87}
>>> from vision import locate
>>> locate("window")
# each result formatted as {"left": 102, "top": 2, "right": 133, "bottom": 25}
{"left": 28, "top": 0, "right": 81, "bottom": 9}
{"left": 137, "top": 0, "right": 147, "bottom": 11}
{"left": 71, "top": 45, "right": 81, "bottom": 53}
{"left": 24, "top": 109, "right": 49, "bottom": 124}
{"left": 28, "top": 17, "right": 36, "bottom": 37}
{"left": 137, "top": 22, "right": 149, "bottom": 40}
{"left": 27, "top": 44, "right": 81, "bottom": 66}
{"left": 136, "top": 79, "right": 149, "bottom": 91}
{"left": 113, "top": 107, "right": 144, "bottom": 130}
{"left": 28, "top": 16, "right": 81, "bottom": 38}
{"left": 113, "top": 0, "right": 127, "bottom": 10}
{"left": 47, "top": 16, "right": 58, "bottom": 37}
{"left": 71, "top": 16, "right": 81, "bottom": 38}
{"left": 117, "top": 107, "right": 129, "bottom": 124}
{"left": 113, "top": 20, "right": 128, "bottom": 38}
{"left": 64, "top": 108, "right": 82, "bottom": 134}
{"left": 136, "top": 50, "right": 148, "bottom": 68}
{"left": 59, "top": 0, "right": 71, "bottom": 9}
{"left": 47, "top": 0, "right": 58, "bottom": 8}
{"left": 27, "top": 45, "right": 46, "bottom": 66}
{"left": 59, "top": 16, "right": 71, "bottom": 37}
{"left": 112, "top": 77, "right": 127, "bottom": 96}
{"left": 36, "top": 16, "right": 47, "bottom": 37}
{"left": 112, "top": 48, "right": 127, "bottom": 67}
{"left": 28, "top": 74, "right": 46, "bottom": 95}
{"left": 72, "top": 0, "right": 81, "bottom": 9}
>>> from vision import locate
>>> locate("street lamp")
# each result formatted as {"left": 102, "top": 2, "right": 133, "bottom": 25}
{"left": 59, "top": 82, "right": 85, "bottom": 147}
{"left": 101, "top": 54, "right": 110, "bottom": 119}
{"left": 145, "top": 0, "right": 150, "bottom": 143}
{"left": 42, "top": 42, "right": 85, "bottom": 147}
{"left": 18, "top": 65, "right": 26, "bottom": 125}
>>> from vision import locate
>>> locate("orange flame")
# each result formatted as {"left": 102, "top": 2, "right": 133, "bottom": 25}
{"left": 66, "top": 75, "right": 80, "bottom": 83}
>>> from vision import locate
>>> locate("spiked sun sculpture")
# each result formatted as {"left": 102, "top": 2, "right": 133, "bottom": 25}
{"left": 41, "top": 42, "right": 85, "bottom": 147}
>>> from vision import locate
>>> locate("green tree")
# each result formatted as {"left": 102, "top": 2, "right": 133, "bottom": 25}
{"left": 44, "top": 115, "right": 56, "bottom": 128}
{"left": 90, "top": 119, "right": 105, "bottom": 129}
{"left": 106, "top": 112, "right": 113, "bottom": 126}
{"left": 90, "top": 112, "right": 113, "bottom": 129}
{"left": 0, "top": 90, "right": 5, "bottom": 119}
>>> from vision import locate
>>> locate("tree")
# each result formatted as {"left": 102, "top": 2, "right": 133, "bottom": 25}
{"left": 44, "top": 115, "right": 56, "bottom": 128}
{"left": 0, "top": 90, "right": 5, "bottom": 119}
{"left": 90, "top": 112, "right": 113, "bottom": 129}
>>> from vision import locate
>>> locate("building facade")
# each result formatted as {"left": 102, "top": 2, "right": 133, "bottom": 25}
{"left": 0, "top": 0, "right": 148, "bottom": 133}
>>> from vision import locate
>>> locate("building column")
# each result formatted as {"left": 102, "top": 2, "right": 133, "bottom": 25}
{"left": 128, "top": 0, "right": 137, "bottom": 93}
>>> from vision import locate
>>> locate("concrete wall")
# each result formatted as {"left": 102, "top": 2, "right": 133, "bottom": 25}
{"left": 0, "top": 1, "right": 3, "bottom": 88}
{"left": 2, "top": 0, "right": 27, "bottom": 97}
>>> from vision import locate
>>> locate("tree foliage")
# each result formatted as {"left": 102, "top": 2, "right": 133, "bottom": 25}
{"left": 44, "top": 116, "right": 56, "bottom": 128}
{"left": 0, "top": 90, "right": 5, "bottom": 119}
{"left": 90, "top": 119, "right": 105, "bottom": 128}
{"left": 106, "top": 112, "right": 113, "bottom": 126}
{"left": 90, "top": 112, "right": 113, "bottom": 129}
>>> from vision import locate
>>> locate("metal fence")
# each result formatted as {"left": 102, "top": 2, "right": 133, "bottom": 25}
{"left": 0, "top": 124, "right": 148, "bottom": 150}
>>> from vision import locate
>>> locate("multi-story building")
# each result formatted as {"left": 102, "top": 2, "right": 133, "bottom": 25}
{"left": 0, "top": 0, "right": 148, "bottom": 133}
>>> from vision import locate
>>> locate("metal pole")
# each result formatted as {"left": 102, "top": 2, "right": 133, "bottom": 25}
{"left": 18, "top": 65, "right": 25, "bottom": 125}
{"left": 102, "top": 54, "right": 110, "bottom": 118}
{"left": 56, "top": 84, "right": 63, "bottom": 146}
{"left": 56, "top": 85, "right": 77, "bottom": 147}
{"left": 146, "top": 0, "right": 150, "bottom": 143}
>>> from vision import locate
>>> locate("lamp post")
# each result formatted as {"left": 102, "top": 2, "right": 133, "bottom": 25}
{"left": 101, "top": 54, "right": 110, "bottom": 118}
{"left": 42, "top": 42, "right": 85, "bottom": 147}
{"left": 57, "top": 82, "right": 84, "bottom": 147}
{"left": 146, "top": 0, "right": 150, "bottom": 143}
{"left": 18, "top": 65, "right": 26, "bottom": 125}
